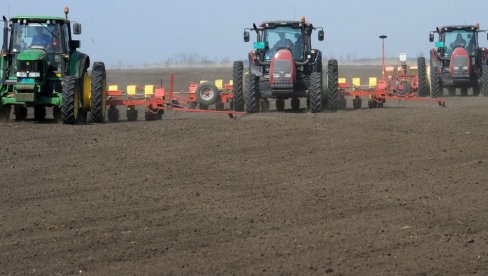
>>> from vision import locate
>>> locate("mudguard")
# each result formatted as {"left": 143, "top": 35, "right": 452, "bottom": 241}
{"left": 68, "top": 51, "right": 90, "bottom": 78}
{"left": 248, "top": 51, "right": 263, "bottom": 77}
{"left": 312, "top": 50, "right": 323, "bottom": 72}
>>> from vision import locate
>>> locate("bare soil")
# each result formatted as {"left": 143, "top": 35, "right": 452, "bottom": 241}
{"left": 1, "top": 66, "right": 488, "bottom": 275}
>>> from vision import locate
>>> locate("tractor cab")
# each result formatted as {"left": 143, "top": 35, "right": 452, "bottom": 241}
{"left": 4, "top": 16, "right": 81, "bottom": 87}
{"left": 430, "top": 25, "right": 483, "bottom": 58}
{"left": 243, "top": 17, "right": 324, "bottom": 77}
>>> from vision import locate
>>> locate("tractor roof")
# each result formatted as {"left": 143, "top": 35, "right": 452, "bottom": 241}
{"left": 10, "top": 16, "right": 67, "bottom": 23}
{"left": 259, "top": 20, "right": 314, "bottom": 29}
{"left": 437, "top": 25, "right": 479, "bottom": 32}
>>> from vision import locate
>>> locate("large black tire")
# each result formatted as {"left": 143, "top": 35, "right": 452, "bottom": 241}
{"left": 14, "top": 106, "right": 27, "bottom": 121}
{"left": 327, "top": 59, "right": 339, "bottom": 110}
{"left": 0, "top": 104, "right": 11, "bottom": 121}
{"left": 232, "top": 61, "right": 245, "bottom": 111}
{"left": 481, "top": 63, "right": 488, "bottom": 97}
{"left": 309, "top": 72, "right": 322, "bottom": 113}
{"left": 276, "top": 99, "right": 285, "bottom": 112}
{"left": 417, "top": 57, "right": 429, "bottom": 97}
{"left": 245, "top": 73, "right": 259, "bottom": 113}
{"left": 62, "top": 76, "right": 81, "bottom": 124}
{"left": 34, "top": 106, "right": 46, "bottom": 121}
{"left": 196, "top": 83, "right": 219, "bottom": 106}
{"left": 90, "top": 62, "right": 107, "bottom": 123}
{"left": 431, "top": 71, "right": 442, "bottom": 98}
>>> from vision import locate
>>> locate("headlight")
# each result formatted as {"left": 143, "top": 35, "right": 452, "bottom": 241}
{"left": 462, "top": 66, "right": 469, "bottom": 70}
{"left": 284, "top": 73, "right": 292, "bottom": 78}
{"left": 273, "top": 73, "right": 281, "bottom": 78}
{"left": 29, "top": 72, "right": 41, "bottom": 78}
{"left": 16, "top": 72, "right": 28, "bottom": 78}
{"left": 453, "top": 66, "right": 460, "bottom": 70}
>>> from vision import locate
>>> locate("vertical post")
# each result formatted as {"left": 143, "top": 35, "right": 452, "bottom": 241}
{"left": 379, "top": 35, "right": 387, "bottom": 81}
{"left": 170, "top": 72, "right": 174, "bottom": 102}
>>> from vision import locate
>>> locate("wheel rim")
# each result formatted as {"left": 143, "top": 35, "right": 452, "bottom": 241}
{"left": 200, "top": 88, "right": 215, "bottom": 101}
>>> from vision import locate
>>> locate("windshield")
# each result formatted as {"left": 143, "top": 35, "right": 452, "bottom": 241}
{"left": 442, "top": 30, "right": 477, "bottom": 56}
{"left": 11, "top": 22, "right": 64, "bottom": 54}
{"left": 263, "top": 26, "right": 304, "bottom": 60}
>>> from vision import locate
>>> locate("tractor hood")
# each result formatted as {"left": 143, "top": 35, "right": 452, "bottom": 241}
{"left": 17, "top": 49, "right": 47, "bottom": 61}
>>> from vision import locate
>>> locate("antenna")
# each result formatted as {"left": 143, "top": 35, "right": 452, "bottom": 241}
{"left": 7, "top": 3, "right": 10, "bottom": 18}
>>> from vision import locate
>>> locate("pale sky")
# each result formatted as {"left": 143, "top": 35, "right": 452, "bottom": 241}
{"left": 3, "top": 0, "right": 488, "bottom": 66}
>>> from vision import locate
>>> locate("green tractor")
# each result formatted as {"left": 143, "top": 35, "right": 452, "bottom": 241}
{"left": 0, "top": 7, "right": 106, "bottom": 124}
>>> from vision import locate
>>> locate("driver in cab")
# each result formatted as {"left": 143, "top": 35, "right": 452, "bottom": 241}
{"left": 30, "top": 27, "right": 52, "bottom": 48}
{"left": 450, "top": 33, "right": 467, "bottom": 49}
{"left": 272, "top": 32, "right": 294, "bottom": 53}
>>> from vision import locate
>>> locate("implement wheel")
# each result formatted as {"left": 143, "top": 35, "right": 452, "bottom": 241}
{"left": 126, "top": 107, "right": 138, "bottom": 121}
{"left": 108, "top": 106, "right": 119, "bottom": 122}
{"left": 196, "top": 83, "right": 219, "bottom": 106}
{"left": 90, "top": 62, "right": 107, "bottom": 123}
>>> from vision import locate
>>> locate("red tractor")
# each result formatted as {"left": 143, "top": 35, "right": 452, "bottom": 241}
{"left": 233, "top": 17, "right": 339, "bottom": 113}
{"left": 429, "top": 24, "right": 488, "bottom": 97}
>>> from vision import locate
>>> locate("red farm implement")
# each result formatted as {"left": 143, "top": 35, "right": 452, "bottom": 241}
{"left": 338, "top": 35, "right": 446, "bottom": 109}
{"left": 105, "top": 74, "right": 245, "bottom": 121}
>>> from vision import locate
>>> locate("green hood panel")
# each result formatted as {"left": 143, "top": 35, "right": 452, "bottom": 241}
{"left": 17, "top": 49, "right": 47, "bottom": 61}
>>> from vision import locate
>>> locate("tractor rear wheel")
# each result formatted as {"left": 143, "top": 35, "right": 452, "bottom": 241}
{"left": 232, "top": 61, "right": 245, "bottom": 111}
{"left": 107, "top": 106, "right": 119, "bottom": 122}
{"left": 430, "top": 71, "right": 442, "bottom": 98}
{"left": 327, "top": 59, "right": 339, "bottom": 110}
{"left": 62, "top": 76, "right": 81, "bottom": 124}
{"left": 276, "top": 99, "right": 285, "bottom": 112}
{"left": 196, "top": 83, "right": 219, "bottom": 106}
{"left": 0, "top": 104, "right": 11, "bottom": 121}
{"left": 481, "top": 63, "right": 488, "bottom": 96}
{"left": 245, "top": 73, "right": 259, "bottom": 113}
{"left": 417, "top": 57, "right": 429, "bottom": 97}
{"left": 14, "top": 106, "right": 27, "bottom": 121}
{"left": 90, "top": 62, "right": 107, "bottom": 123}
{"left": 309, "top": 72, "right": 322, "bottom": 113}
{"left": 34, "top": 106, "right": 46, "bottom": 121}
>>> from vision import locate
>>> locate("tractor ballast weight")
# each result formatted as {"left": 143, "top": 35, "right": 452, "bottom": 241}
{"left": 0, "top": 7, "right": 106, "bottom": 124}
{"left": 429, "top": 24, "right": 488, "bottom": 97}
{"left": 233, "top": 17, "right": 338, "bottom": 113}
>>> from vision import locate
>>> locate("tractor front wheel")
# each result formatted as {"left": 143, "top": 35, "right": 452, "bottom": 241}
{"left": 327, "top": 59, "right": 339, "bottom": 110}
{"left": 34, "top": 106, "right": 46, "bottom": 121}
{"left": 430, "top": 71, "right": 442, "bottom": 98}
{"left": 14, "top": 106, "right": 27, "bottom": 121}
{"left": 232, "top": 61, "right": 245, "bottom": 111}
{"left": 90, "top": 62, "right": 107, "bottom": 123}
{"left": 62, "top": 76, "right": 81, "bottom": 124}
{"left": 417, "top": 57, "right": 429, "bottom": 97}
{"left": 245, "top": 73, "right": 259, "bottom": 113}
{"left": 276, "top": 99, "right": 285, "bottom": 112}
{"left": 0, "top": 104, "right": 11, "bottom": 122}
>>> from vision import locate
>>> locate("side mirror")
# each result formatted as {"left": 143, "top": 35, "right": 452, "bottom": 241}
{"left": 429, "top": 33, "right": 434, "bottom": 42}
{"left": 69, "top": 40, "right": 80, "bottom": 51}
{"left": 486, "top": 33, "right": 488, "bottom": 40}
{"left": 73, "top": 23, "right": 82, "bottom": 35}
{"left": 318, "top": 30, "right": 324, "bottom": 41}
{"left": 244, "top": 31, "right": 250, "bottom": 42}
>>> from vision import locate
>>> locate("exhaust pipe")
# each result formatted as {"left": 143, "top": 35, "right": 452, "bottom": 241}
{"left": 2, "top": 16, "right": 8, "bottom": 55}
